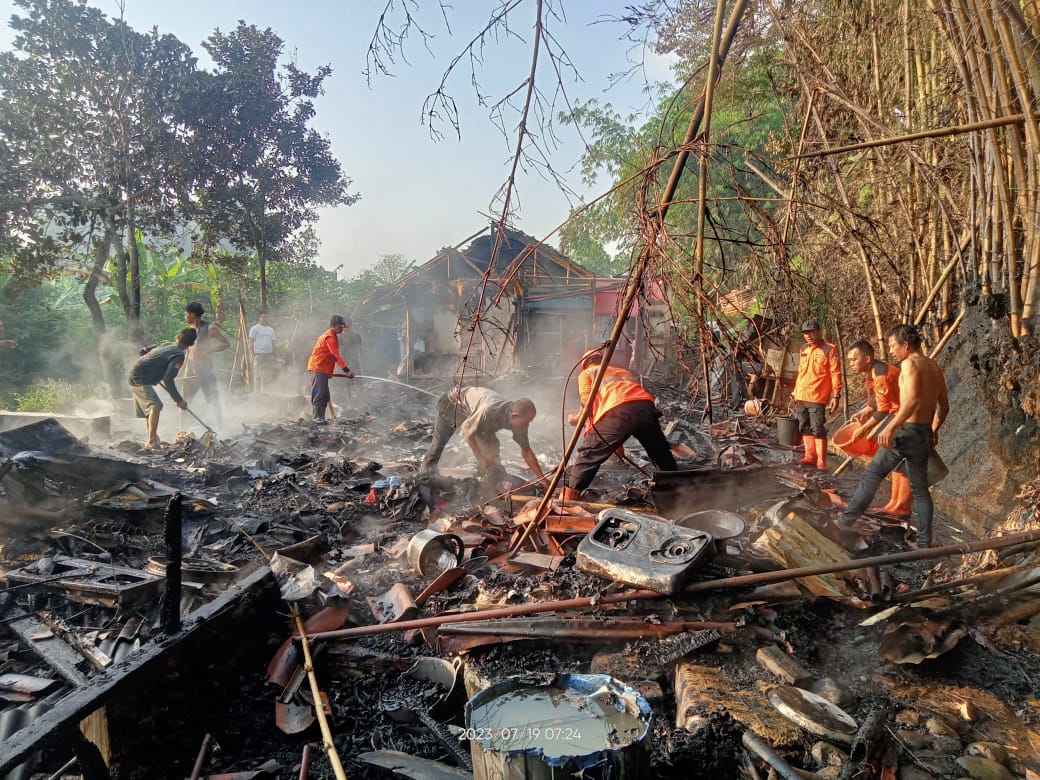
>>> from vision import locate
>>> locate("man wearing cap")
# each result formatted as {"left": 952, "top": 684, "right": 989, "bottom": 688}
{"left": 420, "top": 387, "right": 544, "bottom": 482}
{"left": 307, "top": 315, "right": 354, "bottom": 424}
{"left": 560, "top": 347, "right": 677, "bottom": 501}
{"left": 128, "top": 327, "right": 197, "bottom": 447}
{"left": 793, "top": 318, "right": 842, "bottom": 469}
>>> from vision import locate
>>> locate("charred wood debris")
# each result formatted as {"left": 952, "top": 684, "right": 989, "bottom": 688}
{"left": 0, "top": 380, "right": 1038, "bottom": 780}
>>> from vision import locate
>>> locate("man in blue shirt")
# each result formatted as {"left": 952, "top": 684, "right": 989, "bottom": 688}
{"left": 129, "top": 328, "right": 196, "bottom": 447}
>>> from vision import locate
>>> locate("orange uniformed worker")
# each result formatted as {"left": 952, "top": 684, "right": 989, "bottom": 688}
{"left": 793, "top": 318, "right": 842, "bottom": 469}
{"left": 560, "top": 347, "right": 677, "bottom": 501}
{"left": 846, "top": 339, "right": 911, "bottom": 517}
{"left": 306, "top": 315, "right": 354, "bottom": 424}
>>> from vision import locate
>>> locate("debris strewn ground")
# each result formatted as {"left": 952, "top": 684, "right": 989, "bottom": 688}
{"left": 1, "top": 382, "right": 1038, "bottom": 779}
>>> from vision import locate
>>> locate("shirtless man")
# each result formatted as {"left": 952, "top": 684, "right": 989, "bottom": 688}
{"left": 837, "top": 324, "right": 949, "bottom": 547}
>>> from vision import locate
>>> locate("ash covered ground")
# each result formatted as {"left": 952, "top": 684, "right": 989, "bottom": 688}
{"left": 1, "top": 373, "right": 1038, "bottom": 779}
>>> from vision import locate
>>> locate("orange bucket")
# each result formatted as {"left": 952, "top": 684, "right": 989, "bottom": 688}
{"left": 832, "top": 422, "right": 879, "bottom": 458}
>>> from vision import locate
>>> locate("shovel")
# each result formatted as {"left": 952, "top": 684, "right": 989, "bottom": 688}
{"left": 184, "top": 408, "right": 218, "bottom": 446}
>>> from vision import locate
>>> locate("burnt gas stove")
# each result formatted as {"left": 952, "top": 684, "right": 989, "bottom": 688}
{"left": 575, "top": 508, "right": 714, "bottom": 594}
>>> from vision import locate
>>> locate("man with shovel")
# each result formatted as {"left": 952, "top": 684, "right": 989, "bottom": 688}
{"left": 128, "top": 327, "right": 197, "bottom": 447}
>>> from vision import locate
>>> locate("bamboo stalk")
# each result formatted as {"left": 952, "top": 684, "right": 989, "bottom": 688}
{"left": 791, "top": 114, "right": 1026, "bottom": 159}
{"left": 293, "top": 609, "right": 348, "bottom": 780}
{"left": 508, "top": 0, "right": 750, "bottom": 556}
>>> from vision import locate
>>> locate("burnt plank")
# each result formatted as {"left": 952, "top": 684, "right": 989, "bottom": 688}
{"left": 0, "top": 564, "right": 273, "bottom": 774}
{"left": 6, "top": 609, "right": 90, "bottom": 686}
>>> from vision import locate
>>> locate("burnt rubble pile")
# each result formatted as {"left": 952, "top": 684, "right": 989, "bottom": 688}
{"left": 0, "top": 406, "right": 1038, "bottom": 780}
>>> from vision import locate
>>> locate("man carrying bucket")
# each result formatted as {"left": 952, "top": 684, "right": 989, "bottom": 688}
{"left": 844, "top": 339, "right": 911, "bottom": 517}
{"left": 792, "top": 319, "right": 842, "bottom": 469}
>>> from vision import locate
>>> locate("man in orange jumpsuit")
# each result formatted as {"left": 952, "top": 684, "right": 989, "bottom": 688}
{"left": 793, "top": 319, "right": 842, "bottom": 469}
{"left": 846, "top": 339, "right": 911, "bottom": 516}
{"left": 560, "top": 347, "right": 677, "bottom": 501}
{"left": 307, "top": 315, "right": 354, "bottom": 424}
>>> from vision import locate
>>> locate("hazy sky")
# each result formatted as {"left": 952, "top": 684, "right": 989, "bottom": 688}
{"left": 0, "top": 1, "right": 674, "bottom": 278}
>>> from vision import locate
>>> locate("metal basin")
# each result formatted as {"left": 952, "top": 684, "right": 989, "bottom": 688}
{"left": 674, "top": 510, "right": 746, "bottom": 552}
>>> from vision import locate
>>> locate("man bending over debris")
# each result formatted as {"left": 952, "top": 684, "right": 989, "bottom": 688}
{"left": 307, "top": 315, "right": 354, "bottom": 424}
{"left": 419, "top": 386, "right": 545, "bottom": 483}
{"left": 846, "top": 339, "right": 911, "bottom": 517}
{"left": 128, "top": 327, "right": 197, "bottom": 447}
{"left": 837, "top": 324, "right": 949, "bottom": 548}
{"left": 560, "top": 347, "right": 677, "bottom": 502}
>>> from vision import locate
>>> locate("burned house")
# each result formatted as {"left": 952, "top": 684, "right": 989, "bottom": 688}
{"left": 357, "top": 223, "right": 673, "bottom": 381}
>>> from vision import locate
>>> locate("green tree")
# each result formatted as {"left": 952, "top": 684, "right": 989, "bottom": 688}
{"left": 369, "top": 254, "right": 414, "bottom": 286}
{"left": 0, "top": 0, "right": 197, "bottom": 350}
{"left": 186, "top": 22, "right": 359, "bottom": 309}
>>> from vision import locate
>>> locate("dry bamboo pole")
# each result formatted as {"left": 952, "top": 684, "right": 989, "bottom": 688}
{"left": 914, "top": 237, "right": 970, "bottom": 325}
{"left": 779, "top": 90, "right": 818, "bottom": 252}
{"left": 977, "top": 1, "right": 1027, "bottom": 337}
{"left": 951, "top": 0, "right": 1002, "bottom": 295}
{"left": 693, "top": 0, "right": 728, "bottom": 426}
{"left": 996, "top": 7, "right": 1040, "bottom": 330}
{"left": 293, "top": 608, "right": 348, "bottom": 780}
{"left": 790, "top": 114, "right": 1026, "bottom": 160}
{"left": 508, "top": 0, "right": 750, "bottom": 557}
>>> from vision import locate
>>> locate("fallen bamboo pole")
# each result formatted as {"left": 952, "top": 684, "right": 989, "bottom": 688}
{"left": 303, "top": 529, "right": 1040, "bottom": 643}
{"left": 504, "top": 493, "right": 657, "bottom": 513}
{"left": 508, "top": 0, "right": 750, "bottom": 558}
{"left": 792, "top": 113, "right": 1025, "bottom": 159}
{"left": 293, "top": 608, "right": 348, "bottom": 780}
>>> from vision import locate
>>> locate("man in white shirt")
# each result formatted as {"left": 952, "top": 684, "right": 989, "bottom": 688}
{"left": 248, "top": 310, "right": 277, "bottom": 392}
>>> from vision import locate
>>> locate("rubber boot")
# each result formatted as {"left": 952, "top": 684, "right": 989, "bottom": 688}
{"left": 798, "top": 435, "right": 817, "bottom": 465}
{"left": 879, "top": 471, "right": 912, "bottom": 517}
{"left": 560, "top": 486, "right": 582, "bottom": 503}
{"left": 814, "top": 437, "right": 828, "bottom": 470}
